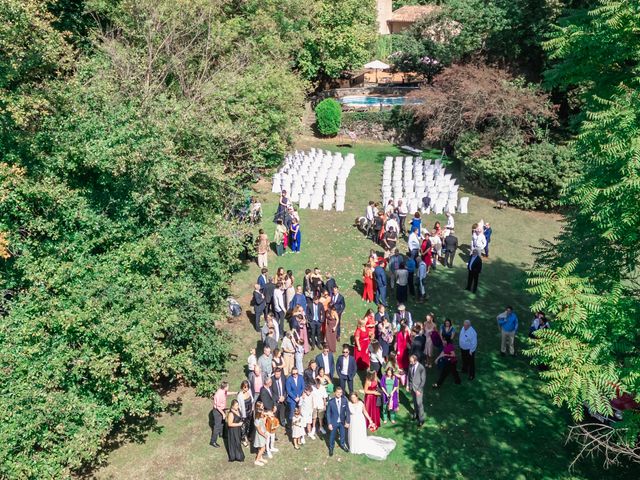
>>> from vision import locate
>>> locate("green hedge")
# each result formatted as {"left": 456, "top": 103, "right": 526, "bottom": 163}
{"left": 456, "top": 133, "right": 576, "bottom": 210}
{"left": 315, "top": 98, "right": 342, "bottom": 136}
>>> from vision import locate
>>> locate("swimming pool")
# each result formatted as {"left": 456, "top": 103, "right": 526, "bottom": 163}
{"left": 339, "top": 95, "right": 422, "bottom": 107}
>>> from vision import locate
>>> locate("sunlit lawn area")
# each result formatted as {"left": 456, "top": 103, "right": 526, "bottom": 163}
{"left": 95, "top": 138, "right": 637, "bottom": 480}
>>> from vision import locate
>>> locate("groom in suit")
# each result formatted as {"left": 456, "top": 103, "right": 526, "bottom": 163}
{"left": 407, "top": 354, "right": 426, "bottom": 427}
{"left": 326, "top": 387, "right": 350, "bottom": 457}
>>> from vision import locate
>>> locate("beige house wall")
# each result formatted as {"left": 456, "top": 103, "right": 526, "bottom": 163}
{"left": 377, "top": 0, "right": 393, "bottom": 35}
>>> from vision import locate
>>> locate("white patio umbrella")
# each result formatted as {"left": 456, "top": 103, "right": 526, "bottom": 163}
{"left": 364, "top": 60, "right": 390, "bottom": 83}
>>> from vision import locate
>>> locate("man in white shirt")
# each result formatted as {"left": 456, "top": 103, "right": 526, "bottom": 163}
{"left": 445, "top": 212, "right": 455, "bottom": 230}
{"left": 273, "top": 286, "right": 286, "bottom": 333}
{"left": 459, "top": 320, "right": 477, "bottom": 380}
{"left": 385, "top": 215, "right": 399, "bottom": 233}
{"left": 397, "top": 199, "right": 408, "bottom": 237}
{"left": 365, "top": 201, "right": 375, "bottom": 223}
{"left": 408, "top": 228, "right": 421, "bottom": 258}
{"left": 310, "top": 380, "right": 328, "bottom": 435}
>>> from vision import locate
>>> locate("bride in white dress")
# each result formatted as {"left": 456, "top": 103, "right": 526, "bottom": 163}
{"left": 347, "top": 393, "right": 396, "bottom": 461}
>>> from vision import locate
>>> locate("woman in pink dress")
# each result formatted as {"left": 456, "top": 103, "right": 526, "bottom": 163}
{"left": 293, "top": 306, "right": 311, "bottom": 354}
{"left": 363, "top": 370, "right": 381, "bottom": 429}
{"left": 396, "top": 323, "right": 411, "bottom": 371}
{"left": 354, "top": 318, "right": 371, "bottom": 370}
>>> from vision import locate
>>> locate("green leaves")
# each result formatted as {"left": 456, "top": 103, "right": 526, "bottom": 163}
{"left": 315, "top": 98, "right": 342, "bottom": 137}
{"left": 296, "top": 0, "right": 378, "bottom": 81}
{"left": 527, "top": 1, "right": 640, "bottom": 459}
{"left": 0, "top": 0, "right": 306, "bottom": 476}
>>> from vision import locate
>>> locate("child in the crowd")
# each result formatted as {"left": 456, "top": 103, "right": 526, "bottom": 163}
{"left": 247, "top": 348, "right": 257, "bottom": 372}
{"left": 291, "top": 407, "right": 304, "bottom": 450}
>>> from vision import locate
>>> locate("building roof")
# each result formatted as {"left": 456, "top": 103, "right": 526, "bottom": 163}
{"left": 390, "top": 5, "right": 441, "bottom": 23}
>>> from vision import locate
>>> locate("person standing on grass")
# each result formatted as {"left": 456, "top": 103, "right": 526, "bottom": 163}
{"left": 315, "top": 343, "right": 335, "bottom": 379}
{"left": 290, "top": 217, "right": 301, "bottom": 253}
{"left": 408, "top": 228, "right": 421, "bottom": 259}
{"left": 407, "top": 355, "right": 426, "bottom": 428}
{"left": 362, "top": 264, "right": 375, "bottom": 303}
{"left": 459, "top": 320, "right": 477, "bottom": 380}
{"left": 466, "top": 248, "right": 483, "bottom": 294}
{"left": 274, "top": 218, "right": 287, "bottom": 256}
{"left": 311, "top": 376, "right": 328, "bottom": 436}
{"left": 306, "top": 296, "right": 325, "bottom": 349}
{"left": 336, "top": 346, "right": 357, "bottom": 395}
{"left": 326, "top": 387, "right": 351, "bottom": 457}
{"left": 256, "top": 228, "right": 269, "bottom": 268}
{"left": 271, "top": 368, "right": 287, "bottom": 428}
{"left": 211, "top": 381, "right": 235, "bottom": 448}
{"left": 397, "top": 199, "right": 408, "bottom": 237}
{"left": 258, "top": 346, "right": 273, "bottom": 378}
{"left": 483, "top": 222, "right": 493, "bottom": 257}
{"left": 253, "top": 402, "right": 268, "bottom": 466}
{"left": 416, "top": 256, "right": 427, "bottom": 301}
{"left": 388, "top": 248, "right": 402, "bottom": 289}
{"left": 406, "top": 253, "right": 416, "bottom": 297}
{"left": 374, "top": 263, "right": 388, "bottom": 307}
{"left": 225, "top": 400, "right": 245, "bottom": 462}
{"left": 330, "top": 286, "right": 346, "bottom": 340}
{"left": 443, "top": 229, "right": 458, "bottom": 268}
{"left": 395, "top": 262, "right": 409, "bottom": 304}
{"left": 381, "top": 367, "right": 399, "bottom": 424}
{"left": 252, "top": 283, "right": 266, "bottom": 331}
{"left": 286, "top": 367, "right": 305, "bottom": 421}
{"left": 497, "top": 306, "right": 518, "bottom": 356}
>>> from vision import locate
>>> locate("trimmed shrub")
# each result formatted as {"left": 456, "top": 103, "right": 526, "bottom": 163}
{"left": 315, "top": 98, "right": 342, "bottom": 136}
{"left": 456, "top": 133, "right": 576, "bottom": 210}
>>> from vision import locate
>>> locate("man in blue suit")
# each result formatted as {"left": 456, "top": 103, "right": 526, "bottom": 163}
{"left": 315, "top": 344, "right": 335, "bottom": 379}
{"left": 326, "top": 387, "right": 351, "bottom": 456}
{"left": 335, "top": 347, "right": 356, "bottom": 395}
{"left": 285, "top": 367, "right": 305, "bottom": 421}
{"left": 257, "top": 268, "right": 268, "bottom": 290}
{"left": 374, "top": 264, "right": 387, "bottom": 306}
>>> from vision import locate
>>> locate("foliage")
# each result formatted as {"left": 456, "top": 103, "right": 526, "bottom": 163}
{"left": 0, "top": 0, "right": 73, "bottom": 140}
{"left": 0, "top": 0, "right": 308, "bottom": 476}
{"left": 412, "top": 64, "right": 555, "bottom": 146}
{"left": 527, "top": 0, "right": 640, "bottom": 464}
{"left": 315, "top": 98, "right": 342, "bottom": 136}
{"left": 544, "top": 0, "right": 640, "bottom": 101}
{"left": 456, "top": 134, "right": 575, "bottom": 209}
{"left": 390, "top": 0, "right": 579, "bottom": 76}
{"left": 296, "top": 0, "right": 378, "bottom": 81}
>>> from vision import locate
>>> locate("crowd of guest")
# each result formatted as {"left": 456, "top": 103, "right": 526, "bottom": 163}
{"left": 210, "top": 194, "right": 555, "bottom": 466}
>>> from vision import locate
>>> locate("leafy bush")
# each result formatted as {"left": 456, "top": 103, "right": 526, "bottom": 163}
{"left": 315, "top": 98, "right": 342, "bottom": 136}
{"left": 456, "top": 133, "right": 576, "bottom": 210}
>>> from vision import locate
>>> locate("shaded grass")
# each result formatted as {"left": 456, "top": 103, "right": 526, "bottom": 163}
{"left": 94, "top": 138, "right": 638, "bottom": 480}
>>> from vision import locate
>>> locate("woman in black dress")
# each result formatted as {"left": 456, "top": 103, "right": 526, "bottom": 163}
{"left": 237, "top": 380, "right": 254, "bottom": 447}
{"left": 225, "top": 400, "right": 245, "bottom": 462}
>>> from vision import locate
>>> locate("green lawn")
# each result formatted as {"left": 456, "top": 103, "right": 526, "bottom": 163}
{"left": 94, "top": 138, "right": 637, "bottom": 480}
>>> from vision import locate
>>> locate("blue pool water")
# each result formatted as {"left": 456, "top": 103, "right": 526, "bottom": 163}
{"left": 339, "top": 95, "right": 422, "bottom": 107}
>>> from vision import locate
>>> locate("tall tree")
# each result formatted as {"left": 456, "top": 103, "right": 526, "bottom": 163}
{"left": 527, "top": 0, "right": 640, "bottom": 466}
{"left": 296, "top": 0, "right": 378, "bottom": 82}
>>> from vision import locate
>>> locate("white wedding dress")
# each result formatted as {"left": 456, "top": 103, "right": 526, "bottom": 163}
{"left": 348, "top": 401, "right": 396, "bottom": 461}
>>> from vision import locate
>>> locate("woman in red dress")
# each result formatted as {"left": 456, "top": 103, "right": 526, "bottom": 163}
{"left": 363, "top": 370, "right": 381, "bottom": 429}
{"left": 354, "top": 317, "right": 371, "bottom": 370}
{"left": 362, "top": 265, "right": 374, "bottom": 302}
{"left": 396, "top": 323, "right": 411, "bottom": 371}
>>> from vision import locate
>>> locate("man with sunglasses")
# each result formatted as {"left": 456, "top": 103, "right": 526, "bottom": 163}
{"left": 335, "top": 346, "right": 356, "bottom": 395}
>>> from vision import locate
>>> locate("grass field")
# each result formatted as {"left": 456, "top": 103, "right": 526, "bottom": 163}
{"left": 94, "top": 138, "right": 638, "bottom": 480}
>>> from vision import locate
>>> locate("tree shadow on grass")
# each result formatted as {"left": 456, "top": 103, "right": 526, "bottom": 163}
{"left": 390, "top": 256, "right": 640, "bottom": 480}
